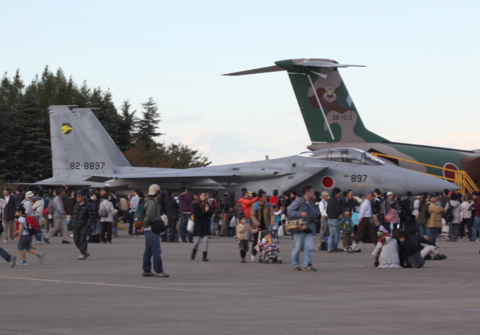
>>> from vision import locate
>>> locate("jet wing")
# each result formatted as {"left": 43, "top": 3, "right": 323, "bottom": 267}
{"left": 85, "top": 170, "right": 243, "bottom": 183}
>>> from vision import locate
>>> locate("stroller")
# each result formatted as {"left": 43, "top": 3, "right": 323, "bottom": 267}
{"left": 255, "top": 230, "right": 282, "bottom": 264}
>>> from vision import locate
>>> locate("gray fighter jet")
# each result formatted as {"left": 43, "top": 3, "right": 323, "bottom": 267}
{"left": 33, "top": 105, "right": 458, "bottom": 195}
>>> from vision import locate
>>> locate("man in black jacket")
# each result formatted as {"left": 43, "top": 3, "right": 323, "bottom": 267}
{"left": 409, "top": 227, "right": 447, "bottom": 260}
{"left": 398, "top": 231, "right": 425, "bottom": 268}
{"left": 71, "top": 190, "right": 96, "bottom": 260}
{"left": 326, "top": 188, "right": 343, "bottom": 252}
{"left": 2, "top": 187, "right": 16, "bottom": 242}
{"left": 165, "top": 189, "right": 180, "bottom": 242}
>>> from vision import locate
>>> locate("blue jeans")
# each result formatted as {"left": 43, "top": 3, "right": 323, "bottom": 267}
{"left": 428, "top": 227, "right": 441, "bottom": 245}
{"left": 143, "top": 230, "right": 163, "bottom": 273}
{"left": 0, "top": 247, "right": 12, "bottom": 262}
{"left": 291, "top": 229, "right": 314, "bottom": 267}
{"left": 418, "top": 224, "right": 427, "bottom": 237}
{"left": 470, "top": 216, "right": 480, "bottom": 241}
{"left": 210, "top": 217, "right": 217, "bottom": 236}
{"left": 327, "top": 219, "right": 341, "bottom": 251}
{"left": 34, "top": 215, "right": 42, "bottom": 242}
{"left": 180, "top": 213, "right": 193, "bottom": 242}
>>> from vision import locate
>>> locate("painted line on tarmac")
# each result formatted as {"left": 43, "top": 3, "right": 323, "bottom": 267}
{"left": 2, "top": 275, "right": 480, "bottom": 313}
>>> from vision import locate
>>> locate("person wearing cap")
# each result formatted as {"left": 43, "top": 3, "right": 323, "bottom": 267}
{"left": 32, "top": 190, "right": 45, "bottom": 245}
{"left": 2, "top": 187, "right": 16, "bottom": 243}
{"left": 142, "top": 184, "right": 169, "bottom": 277}
{"left": 71, "top": 190, "right": 96, "bottom": 260}
{"left": 43, "top": 188, "right": 70, "bottom": 244}
{"left": 318, "top": 191, "right": 329, "bottom": 251}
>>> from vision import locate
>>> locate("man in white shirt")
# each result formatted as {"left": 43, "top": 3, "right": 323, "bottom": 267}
{"left": 353, "top": 192, "right": 378, "bottom": 247}
{"left": 318, "top": 191, "right": 329, "bottom": 251}
{"left": 129, "top": 190, "right": 140, "bottom": 236}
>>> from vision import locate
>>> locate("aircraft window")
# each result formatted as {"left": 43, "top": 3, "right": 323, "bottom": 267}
{"left": 298, "top": 148, "right": 384, "bottom": 165}
{"left": 328, "top": 148, "right": 363, "bottom": 164}
{"left": 362, "top": 152, "right": 384, "bottom": 166}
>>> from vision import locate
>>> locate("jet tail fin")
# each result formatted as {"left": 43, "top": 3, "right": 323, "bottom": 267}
{"left": 71, "top": 108, "right": 131, "bottom": 167}
{"left": 226, "top": 58, "right": 387, "bottom": 144}
{"left": 48, "top": 105, "right": 116, "bottom": 181}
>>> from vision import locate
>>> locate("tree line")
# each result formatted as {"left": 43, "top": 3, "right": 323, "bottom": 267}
{"left": 0, "top": 67, "right": 210, "bottom": 183}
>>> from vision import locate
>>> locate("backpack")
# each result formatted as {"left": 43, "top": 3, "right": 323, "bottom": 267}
{"left": 424, "top": 204, "right": 431, "bottom": 219}
{"left": 254, "top": 202, "right": 271, "bottom": 211}
{"left": 134, "top": 202, "right": 145, "bottom": 228}
{"left": 25, "top": 216, "right": 40, "bottom": 235}
{"left": 235, "top": 202, "right": 244, "bottom": 218}
{"left": 443, "top": 201, "right": 454, "bottom": 222}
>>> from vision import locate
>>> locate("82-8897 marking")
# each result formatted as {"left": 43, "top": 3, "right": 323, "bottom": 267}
{"left": 70, "top": 162, "right": 105, "bottom": 170}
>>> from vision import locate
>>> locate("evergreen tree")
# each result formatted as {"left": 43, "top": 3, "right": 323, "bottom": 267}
{"left": 117, "top": 100, "right": 137, "bottom": 152}
{"left": 136, "top": 97, "right": 162, "bottom": 145}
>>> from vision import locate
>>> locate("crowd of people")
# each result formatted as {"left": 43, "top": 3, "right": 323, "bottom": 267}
{"left": 1, "top": 183, "right": 479, "bottom": 275}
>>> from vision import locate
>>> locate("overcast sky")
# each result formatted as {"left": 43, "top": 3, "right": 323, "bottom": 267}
{"left": 2, "top": 0, "right": 479, "bottom": 165}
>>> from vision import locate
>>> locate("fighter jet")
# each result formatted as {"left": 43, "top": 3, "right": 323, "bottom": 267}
{"left": 33, "top": 105, "right": 457, "bottom": 195}
{"left": 224, "top": 58, "right": 480, "bottom": 189}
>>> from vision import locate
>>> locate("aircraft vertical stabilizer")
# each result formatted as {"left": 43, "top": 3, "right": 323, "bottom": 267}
{"left": 71, "top": 108, "right": 131, "bottom": 167}
{"left": 49, "top": 105, "right": 116, "bottom": 181}
{"left": 225, "top": 58, "right": 387, "bottom": 144}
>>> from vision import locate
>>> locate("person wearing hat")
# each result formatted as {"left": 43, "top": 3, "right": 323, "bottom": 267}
{"left": 318, "top": 191, "right": 329, "bottom": 251}
{"left": 372, "top": 225, "right": 401, "bottom": 268}
{"left": 2, "top": 187, "right": 16, "bottom": 243}
{"left": 22, "top": 191, "right": 35, "bottom": 217}
{"left": 71, "top": 190, "right": 96, "bottom": 260}
{"left": 142, "top": 184, "right": 169, "bottom": 277}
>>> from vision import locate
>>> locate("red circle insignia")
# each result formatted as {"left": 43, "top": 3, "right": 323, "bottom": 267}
{"left": 443, "top": 163, "right": 458, "bottom": 183}
{"left": 322, "top": 176, "right": 335, "bottom": 189}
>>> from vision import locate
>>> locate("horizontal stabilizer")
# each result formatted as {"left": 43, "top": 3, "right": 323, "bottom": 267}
{"left": 293, "top": 61, "right": 365, "bottom": 68}
{"left": 223, "top": 65, "right": 284, "bottom": 76}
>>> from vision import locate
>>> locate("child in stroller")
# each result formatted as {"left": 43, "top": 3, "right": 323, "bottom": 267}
{"left": 255, "top": 231, "right": 282, "bottom": 264}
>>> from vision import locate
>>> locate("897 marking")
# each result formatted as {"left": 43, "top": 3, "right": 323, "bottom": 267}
{"left": 70, "top": 162, "right": 105, "bottom": 170}
{"left": 351, "top": 175, "right": 367, "bottom": 182}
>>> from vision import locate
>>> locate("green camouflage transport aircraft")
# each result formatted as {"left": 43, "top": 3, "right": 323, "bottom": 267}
{"left": 225, "top": 59, "right": 480, "bottom": 189}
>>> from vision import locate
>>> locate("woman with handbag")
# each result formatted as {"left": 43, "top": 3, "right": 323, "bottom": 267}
{"left": 191, "top": 191, "right": 213, "bottom": 262}
{"left": 99, "top": 193, "right": 115, "bottom": 243}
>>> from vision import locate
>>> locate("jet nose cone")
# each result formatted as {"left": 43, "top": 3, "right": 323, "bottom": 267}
{"left": 406, "top": 170, "right": 460, "bottom": 194}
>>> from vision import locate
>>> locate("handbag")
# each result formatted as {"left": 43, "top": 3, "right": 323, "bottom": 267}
{"left": 285, "top": 198, "right": 310, "bottom": 232}
{"left": 385, "top": 211, "right": 392, "bottom": 223}
{"left": 372, "top": 215, "right": 380, "bottom": 226}
{"left": 229, "top": 216, "right": 236, "bottom": 228}
{"left": 187, "top": 218, "right": 194, "bottom": 233}
{"left": 99, "top": 201, "right": 108, "bottom": 218}
{"left": 149, "top": 200, "right": 166, "bottom": 234}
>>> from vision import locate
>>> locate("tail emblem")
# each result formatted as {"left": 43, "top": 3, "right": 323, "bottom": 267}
{"left": 61, "top": 123, "right": 72, "bottom": 135}
{"left": 324, "top": 87, "right": 337, "bottom": 103}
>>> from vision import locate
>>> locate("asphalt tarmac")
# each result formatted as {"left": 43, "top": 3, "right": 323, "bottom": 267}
{"left": 1, "top": 230, "right": 479, "bottom": 335}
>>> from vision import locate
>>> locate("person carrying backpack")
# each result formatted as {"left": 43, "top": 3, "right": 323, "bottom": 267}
{"left": 14, "top": 205, "right": 44, "bottom": 266}
{"left": 142, "top": 184, "right": 169, "bottom": 278}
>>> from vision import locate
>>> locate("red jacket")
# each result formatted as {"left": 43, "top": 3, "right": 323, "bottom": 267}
{"left": 239, "top": 197, "right": 258, "bottom": 219}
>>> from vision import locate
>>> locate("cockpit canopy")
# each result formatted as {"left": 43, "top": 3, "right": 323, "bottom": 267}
{"left": 298, "top": 148, "right": 385, "bottom": 166}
